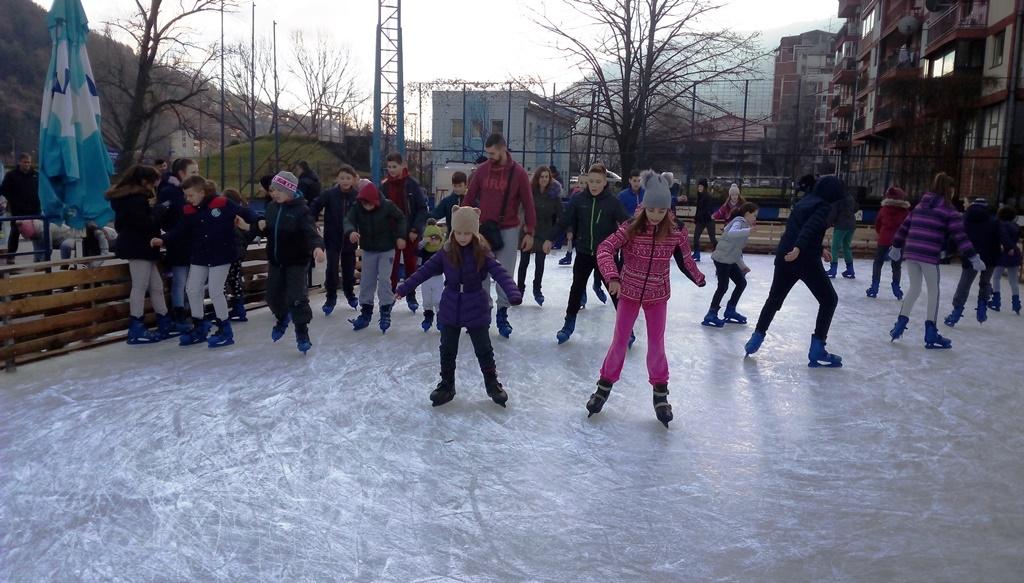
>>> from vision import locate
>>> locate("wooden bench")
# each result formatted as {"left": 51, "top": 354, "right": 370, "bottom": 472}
{"left": 1, "top": 245, "right": 270, "bottom": 371}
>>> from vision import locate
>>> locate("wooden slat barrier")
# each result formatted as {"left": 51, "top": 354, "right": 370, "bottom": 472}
{"left": 1, "top": 245, "right": 270, "bottom": 371}
{"left": 683, "top": 218, "right": 880, "bottom": 257}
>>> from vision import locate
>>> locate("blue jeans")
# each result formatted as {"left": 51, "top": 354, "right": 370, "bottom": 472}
{"left": 171, "top": 265, "right": 189, "bottom": 308}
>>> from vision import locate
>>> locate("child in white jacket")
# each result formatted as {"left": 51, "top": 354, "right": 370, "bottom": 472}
{"left": 702, "top": 202, "right": 758, "bottom": 327}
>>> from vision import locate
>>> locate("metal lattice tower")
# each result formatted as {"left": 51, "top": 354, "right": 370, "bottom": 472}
{"left": 372, "top": 0, "right": 404, "bottom": 184}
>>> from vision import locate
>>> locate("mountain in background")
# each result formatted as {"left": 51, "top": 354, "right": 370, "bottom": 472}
{"left": 0, "top": 0, "right": 139, "bottom": 164}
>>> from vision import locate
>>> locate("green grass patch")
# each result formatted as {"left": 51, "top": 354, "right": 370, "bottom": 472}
{"left": 198, "top": 136, "right": 360, "bottom": 198}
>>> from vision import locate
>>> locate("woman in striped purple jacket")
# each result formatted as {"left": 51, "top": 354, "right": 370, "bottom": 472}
{"left": 888, "top": 173, "right": 984, "bottom": 349}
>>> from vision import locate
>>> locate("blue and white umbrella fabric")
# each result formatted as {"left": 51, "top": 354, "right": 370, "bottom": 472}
{"left": 38, "top": 0, "right": 114, "bottom": 230}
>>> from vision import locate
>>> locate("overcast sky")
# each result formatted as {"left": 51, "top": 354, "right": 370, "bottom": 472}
{"left": 33, "top": 0, "right": 837, "bottom": 110}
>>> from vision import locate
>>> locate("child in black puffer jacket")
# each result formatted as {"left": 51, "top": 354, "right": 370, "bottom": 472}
{"left": 241, "top": 171, "right": 326, "bottom": 353}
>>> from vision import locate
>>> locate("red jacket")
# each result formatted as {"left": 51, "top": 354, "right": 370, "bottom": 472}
{"left": 874, "top": 198, "right": 910, "bottom": 247}
{"left": 464, "top": 158, "right": 536, "bottom": 234}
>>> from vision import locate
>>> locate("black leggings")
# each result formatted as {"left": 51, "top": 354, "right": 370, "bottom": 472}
{"left": 225, "top": 260, "right": 245, "bottom": 300}
{"left": 566, "top": 253, "right": 618, "bottom": 317}
{"left": 517, "top": 250, "right": 547, "bottom": 291}
{"left": 439, "top": 325, "right": 495, "bottom": 380}
{"left": 693, "top": 220, "right": 717, "bottom": 251}
{"left": 710, "top": 261, "right": 746, "bottom": 310}
{"left": 755, "top": 258, "right": 838, "bottom": 341}
{"left": 871, "top": 244, "right": 902, "bottom": 285}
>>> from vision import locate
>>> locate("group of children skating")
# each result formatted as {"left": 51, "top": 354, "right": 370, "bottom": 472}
{"left": 109, "top": 160, "right": 325, "bottom": 352}
{"left": 886, "top": 173, "right": 1022, "bottom": 348}
{"left": 109, "top": 137, "right": 1022, "bottom": 426}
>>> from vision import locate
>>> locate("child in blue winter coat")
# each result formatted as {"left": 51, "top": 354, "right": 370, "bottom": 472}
{"left": 152, "top": 176, "right": 254, "bottom": 348}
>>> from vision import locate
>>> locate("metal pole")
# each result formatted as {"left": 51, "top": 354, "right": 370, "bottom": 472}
{"left": 220, "top": 3, "right": 226, "bottom": 186}
{"left": 372, "top": 3, "right": 383, "bottom": 184}
{"left": 418, "top": 87, "right": 423, "bottom": 184}
{"left": 737, "top": 79, "right": 749, "bottom": 182}
{"left": 507, "top": 82, "right": 513, "bottom": 157}
{"left": 521, "top": 101, "right": 527, "bottom": 167}
{"left": 273, "top": 20, "right": 279, "bottom": 167}
{"left": 396, "top": 0, "right": 406, "bottom": 157}
{"left": 996, "top": 3, "right": 1023, "bottom": 205}
{"left": 639, "top": 93, "right": 646, "bottom": 169}
{"left": 250, "top": 2, "right": 256, "bottom": 198}
{"left": 789, "top": 79, "right": 802, "bottom": 191}
{"left": 585, "top": 90, "right": 596, "bottom": 171}
{"left": 550, "top": 83, "right": 556, "bottom": 167}
{"left": 686, "top": 87, "right": 696, "bottom": 197}
{"left": 461, "top": 84, "right": 467, "bottom": 160}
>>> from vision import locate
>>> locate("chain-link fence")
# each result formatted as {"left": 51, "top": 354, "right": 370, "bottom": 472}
{"left": 401, "top": 76, "right": 1021, "bottom": 211}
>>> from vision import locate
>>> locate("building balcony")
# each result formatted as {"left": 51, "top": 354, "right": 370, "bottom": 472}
{"left": 831, "top": 24, "right": 858, "bottom": 52}
{"left": 838, "top": 0, "right": 862, "bottom": 19}
{"left": 871, "top": 103, "right": 912, "bottom": 134}
{"left": 827, "top": 130, "right": 852, "bottom": 149}
{"left": 881, "top": 0, "right": 923, "bottom": 39}
{"left": 855, "top": 70, "right": 873, "bottom": 97}
{"left": 830, "top": 95, "right": 855, "bottom": 118}
{"left": 833, "top": 57, "right": 858, "bottom": 85}
{"left": 878, "top": 51, "right": 922, "bottom": 83}
{"left": 923, "top": 0, "right": 988, "bottom": 57}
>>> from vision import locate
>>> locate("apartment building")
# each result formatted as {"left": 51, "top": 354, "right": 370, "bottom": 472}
{"left": 828, "top": 0, "right": 1023, "bottom": 202}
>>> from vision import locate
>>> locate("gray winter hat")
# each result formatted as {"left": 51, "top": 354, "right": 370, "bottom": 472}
{"left": 271, "top": 171, "right": 300, "bottom": 197}
{"left": 640, "top": 170, "right": 673, "bottom": 209}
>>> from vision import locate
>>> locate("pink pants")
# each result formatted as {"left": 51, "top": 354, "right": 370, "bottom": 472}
{"left": 599, "top": 297, "right": 669, "bottom": 385}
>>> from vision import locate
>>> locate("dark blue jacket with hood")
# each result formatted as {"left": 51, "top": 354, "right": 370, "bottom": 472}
{"left": 775, "top": 175, "right": 845, "bottom": 265}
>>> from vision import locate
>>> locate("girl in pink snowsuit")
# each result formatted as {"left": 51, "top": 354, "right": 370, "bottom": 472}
{"left": 588, "top": 171, "right": 706, "bottom": 427}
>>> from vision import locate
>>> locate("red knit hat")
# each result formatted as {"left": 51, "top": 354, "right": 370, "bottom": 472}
{"left": 884, "top": 186, "right": 906, "bottom": 200}
{"left": 357, "top": 183, "right": 381, "bottom": 208}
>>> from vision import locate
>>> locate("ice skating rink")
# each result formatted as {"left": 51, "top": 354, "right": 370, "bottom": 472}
{"left": 2, "top": 254, "right": 1022, "bottom": 581}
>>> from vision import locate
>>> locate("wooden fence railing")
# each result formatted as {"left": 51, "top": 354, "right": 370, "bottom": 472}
{"left": 1, "top": 245, "right": 270, "bottom": 371}
{"left": 4, "top": 219, "right": 1015, "bottom": 370}
{"left": 685, "top": 218, "right": 880, "bottom": 257}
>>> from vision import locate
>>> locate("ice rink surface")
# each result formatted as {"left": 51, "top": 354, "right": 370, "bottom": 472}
{"left": 2, "top": 254, "right": 1023, "bottom": 582}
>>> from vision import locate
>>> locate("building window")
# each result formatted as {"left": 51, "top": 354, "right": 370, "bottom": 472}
{"left": 963, "top": 111, "right": 981, "bottom": 151}
{"left": 491, "top": 120, "right": 504, "bottom": 135}
{"left": 930, "top": 47, "right": 956, "bottom": 77}
{"left": 991, "top": 31, "right": 1005, "bottom": 68}
{"left": 451, "top": 119, "right": 463, "bottom": 139}
{"left": 982, "top": 105, "right": 1003, "bottom": 148}
{"left": 861, "top": 9, "right": 876, "bottom": 37}
{"left": 472, "top": 120, "right": 485, "bottom": 139}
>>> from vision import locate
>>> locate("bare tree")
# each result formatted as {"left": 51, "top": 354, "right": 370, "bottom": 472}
{"left": 288, "top": 30, "right": 364, "bottom": 138}
{"left": 535, "top": 0, "right": 763, "bottom": 174}
{"left": 104, "top": 0, "right": 235, "bottom": 172}
{"left": 208, "top": 38, "right": 276, "bottom": 141}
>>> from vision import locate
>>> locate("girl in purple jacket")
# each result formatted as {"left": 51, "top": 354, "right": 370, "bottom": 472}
{"left": 888, "top": 173, "right": 983, "bottom": 349}
{"left": 396, "top": 206, "right": 523, "bottom": 408}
